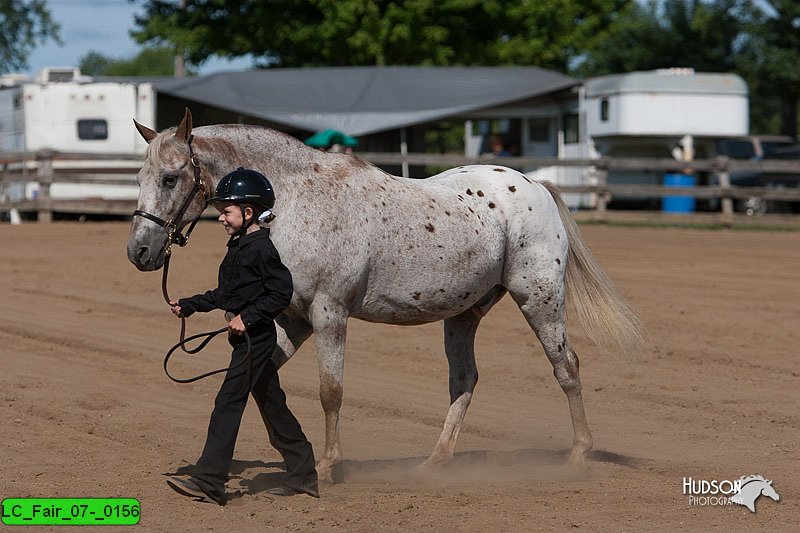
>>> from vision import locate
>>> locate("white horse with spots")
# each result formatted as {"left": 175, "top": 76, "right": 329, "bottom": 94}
{"left": 127, "top": 110, "right": 642, "bottom": 481}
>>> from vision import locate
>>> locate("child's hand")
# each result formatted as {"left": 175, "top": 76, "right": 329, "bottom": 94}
{"left": 228, "top": 314, "right": 246, "bottom": 335}
{"left": 169, "top": 301, "right": 183, "bottom": 318}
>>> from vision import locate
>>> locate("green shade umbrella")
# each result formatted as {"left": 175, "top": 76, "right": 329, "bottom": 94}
{"left": 304, "top": 129, "right": 359, "bottom": 148}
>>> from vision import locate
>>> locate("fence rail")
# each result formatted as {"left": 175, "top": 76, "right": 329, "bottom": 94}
{"left": 1, "top": 150, "right": 799, "bottom": 223}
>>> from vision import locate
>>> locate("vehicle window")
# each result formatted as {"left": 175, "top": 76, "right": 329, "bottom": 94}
{"left": 77, "top": 119, "right": 108, "bottom": 140}
{"left": 761, "top": 141, "right": 798, "bottom": 159}
{"left": 716, "top": 140, "right": 755, "bottom": 159}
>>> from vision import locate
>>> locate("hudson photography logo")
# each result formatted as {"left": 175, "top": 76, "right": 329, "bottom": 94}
{"left": 682, "top": 474, "right": 780, "bottom": 513}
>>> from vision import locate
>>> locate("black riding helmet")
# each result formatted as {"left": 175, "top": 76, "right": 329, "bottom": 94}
{"left": 210, "top": 168, "right": 275, "bottom": 235}
{"left": 210, "top": 167, "right": 275, "bottom": 209}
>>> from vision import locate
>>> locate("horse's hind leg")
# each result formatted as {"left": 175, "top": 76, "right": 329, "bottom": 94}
{"left": 420, "top": 309, "right": 482, "bottom": 468}
{"left": 509, "top": 282, "right": 593, "bottom": 466}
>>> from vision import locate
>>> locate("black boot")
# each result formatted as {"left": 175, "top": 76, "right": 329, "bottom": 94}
{"left": 166, "top": 476, "right": 227, "bottom": 506}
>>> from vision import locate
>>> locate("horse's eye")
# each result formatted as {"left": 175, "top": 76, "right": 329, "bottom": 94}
{"left": 162, "top": 174, "right": 178, "bottom": 189}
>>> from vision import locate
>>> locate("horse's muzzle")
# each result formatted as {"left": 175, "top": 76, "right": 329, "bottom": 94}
{"left": 127, "top": 236, "right": 167, "bottom": 271}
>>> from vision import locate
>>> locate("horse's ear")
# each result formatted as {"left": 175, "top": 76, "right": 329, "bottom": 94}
{"left": 133, "top": 119, "right": 158, "bottom": 143}
{"left": 175, "top": 107, "right": 193, "bottom": 142}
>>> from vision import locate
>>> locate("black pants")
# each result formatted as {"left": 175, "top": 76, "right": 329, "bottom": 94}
{"left": 192, "top": 327, "right": 317, "bottom": 498}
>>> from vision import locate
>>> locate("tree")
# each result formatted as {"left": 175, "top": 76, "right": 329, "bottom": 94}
{"left": 574, "top": 0, "right": 747, "bottom": 76}
{"left": 0, "top": 0, "right": 60, "bottom": 73}
{"left": 132, "top": 0, "right": 631, "bottom": 72}
{"left": 736, "top": 1, "right": 800, "bottom": 137}
{"left": 78, "top": 47, "right": 191, "bottom": 77}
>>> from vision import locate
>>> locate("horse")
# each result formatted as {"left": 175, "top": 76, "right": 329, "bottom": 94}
{"left": 127, "top": 109, "right": 643, "bottom": 481}
{"left": 729, "top": 475, "right": 780, "bottom": 512}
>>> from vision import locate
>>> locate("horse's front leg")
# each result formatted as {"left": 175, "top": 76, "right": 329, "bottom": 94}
{"left": 310, "top": 298, "right": 348, "bottom": 482}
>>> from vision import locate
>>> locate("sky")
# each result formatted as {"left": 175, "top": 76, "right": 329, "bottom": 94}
{"left": 24, "top": 0, "right": 252, "bottom": 77}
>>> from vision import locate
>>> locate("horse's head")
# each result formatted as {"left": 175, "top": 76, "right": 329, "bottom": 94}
{"left": 761, "top": 479, "right": 780, "bottom": 502}
{"left": 127, "top": 108, "right": 210, "bottom": 271}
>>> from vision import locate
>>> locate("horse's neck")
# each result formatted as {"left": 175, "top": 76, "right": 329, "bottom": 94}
{"left": 198, "top": 125, "right": 321, "bottom": 185}
{"left": 740, "top": 483, "right": 762, "bottom": 499}
{"left": 196, "top": 125, "right": 331, "bottom": 232}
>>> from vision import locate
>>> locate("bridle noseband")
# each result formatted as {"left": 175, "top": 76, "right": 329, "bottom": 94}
{"left": 133, "top": 134, "right": 209, "bottom": 257}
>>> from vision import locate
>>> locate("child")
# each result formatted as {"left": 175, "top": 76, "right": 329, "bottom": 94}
{"left": 166, "top": 167, "right": 318, "bottom": 505}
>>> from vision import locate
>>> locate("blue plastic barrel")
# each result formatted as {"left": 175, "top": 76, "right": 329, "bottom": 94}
{"left": 662, "top": 173, "right": 696, "bottom": 213}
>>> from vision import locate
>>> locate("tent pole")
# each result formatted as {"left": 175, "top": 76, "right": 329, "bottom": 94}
{"left": 400, "top": 127, "right": 409, "bottom": 178}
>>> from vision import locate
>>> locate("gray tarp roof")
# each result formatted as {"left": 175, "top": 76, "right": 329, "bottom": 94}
{"left": 151, "top": 67, "right": 579, "bottom": 136}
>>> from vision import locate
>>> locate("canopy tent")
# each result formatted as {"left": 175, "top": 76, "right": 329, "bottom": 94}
{"left": 304, "top": 129, "right": 359, "bottom": 148}
{"left": 151, "top": 66, "right": 579, "bottom": 137}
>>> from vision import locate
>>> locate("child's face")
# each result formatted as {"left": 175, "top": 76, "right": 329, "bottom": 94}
{"left": 216, "top": 203, "right": 252, "bottom": 236}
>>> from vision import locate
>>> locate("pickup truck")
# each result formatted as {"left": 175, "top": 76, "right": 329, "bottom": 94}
{"left": 714, "top": 135, "right": 800, "bottom": 215}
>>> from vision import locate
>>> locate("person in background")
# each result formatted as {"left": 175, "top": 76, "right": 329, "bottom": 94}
{"left": 488, "top": 134, "right": 511, "bottom": 157}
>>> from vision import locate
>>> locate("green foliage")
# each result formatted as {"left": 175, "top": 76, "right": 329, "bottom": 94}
{"left": 734, "top": 1, "right": 800, "bottom": 136}
{"left": 574, "top": 0, "right": 746, "bottom": 76}
{"left": 132, "top": 0, "right": 631, "bottom": 71}
{"left": 78, "top": 47, "right": 190, "bottom": 77}
{"left": 0, "top": 0, "right": 60, "bottom": 73}
{"left": 130, "top": 0, "right": 800, "bottom": 137}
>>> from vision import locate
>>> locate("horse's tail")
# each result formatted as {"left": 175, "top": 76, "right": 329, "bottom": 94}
{"left": 541, "top": 181, "right": 644, "bottom": 361}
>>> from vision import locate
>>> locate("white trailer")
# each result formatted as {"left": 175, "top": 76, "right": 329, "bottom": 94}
{"left": 585, "top": 68, "right": 748, "bottom": 143}
{"left": 0, "top": 68, "right": 155, "bottom": 203}
{"left": 583, "top": 69, "right": 748, "bottom": 203}
{"left": 517, "top": 68, "right": 748, "bottom": 208}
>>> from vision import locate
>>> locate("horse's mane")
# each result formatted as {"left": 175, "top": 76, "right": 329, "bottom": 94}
{"left": 148, "top": 123, "right": 345, "bottom": 174}
{"left": 738, "top": 474, "right": 768, "bottom": 485}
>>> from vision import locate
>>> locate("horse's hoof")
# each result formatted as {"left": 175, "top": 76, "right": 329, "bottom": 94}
{"left": 566, "top": 449, "right": 590, "bottom": 467}
{"left": 315, "top": 463, "right": 335, "bottom": 483}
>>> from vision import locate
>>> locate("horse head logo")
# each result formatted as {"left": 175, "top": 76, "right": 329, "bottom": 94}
{"left": 729, "top": 474, "right": 780, "bottom": 513}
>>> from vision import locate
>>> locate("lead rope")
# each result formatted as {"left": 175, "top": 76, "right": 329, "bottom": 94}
{"left": 161, "top": 253, "right": 253, "bottom": 394}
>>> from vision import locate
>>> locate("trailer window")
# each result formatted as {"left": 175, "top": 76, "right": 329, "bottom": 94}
{"left": 77, "top": 119, "right": 108, "bottom": 140}
{"left": 600, "top": 99, "right": 609, "bottom": 122}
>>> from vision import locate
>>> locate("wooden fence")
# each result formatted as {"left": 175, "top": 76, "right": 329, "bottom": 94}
{"left": 1, "top": 150, "right": 799, "bottom": 224}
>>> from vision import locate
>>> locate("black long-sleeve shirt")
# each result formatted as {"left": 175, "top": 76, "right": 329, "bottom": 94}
{"left": 178, "top": 229, "right": 293, "bottom": 329}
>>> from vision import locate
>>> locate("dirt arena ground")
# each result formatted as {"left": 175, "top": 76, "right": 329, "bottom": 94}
{"left": 0, "top": 221, "right": 797, "bottom": 531}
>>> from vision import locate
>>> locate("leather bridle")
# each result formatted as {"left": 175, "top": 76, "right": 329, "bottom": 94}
{"left": 133, "top": 134, "right": 210, "bottom": 258}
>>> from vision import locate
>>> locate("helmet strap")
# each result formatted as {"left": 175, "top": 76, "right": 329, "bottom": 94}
{"left": 237, "top": 205, "right": 253, "bottom": 236}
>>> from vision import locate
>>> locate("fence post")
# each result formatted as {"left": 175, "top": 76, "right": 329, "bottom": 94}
{"left": 594, "top": 164, "right": 608, "bottom": 223}
{"left": 716, "top": 156, "right": 733, "bottom": 227}
{"left": 36, "top": 150, "right": 54, "bottom": 223}
{"left": 0, "top": 162, "right": 7, "bottom": 202}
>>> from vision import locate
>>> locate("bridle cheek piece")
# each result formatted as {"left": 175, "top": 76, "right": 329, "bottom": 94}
{"left": 133, "top": 134, "right": 210, "bottom": 257}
